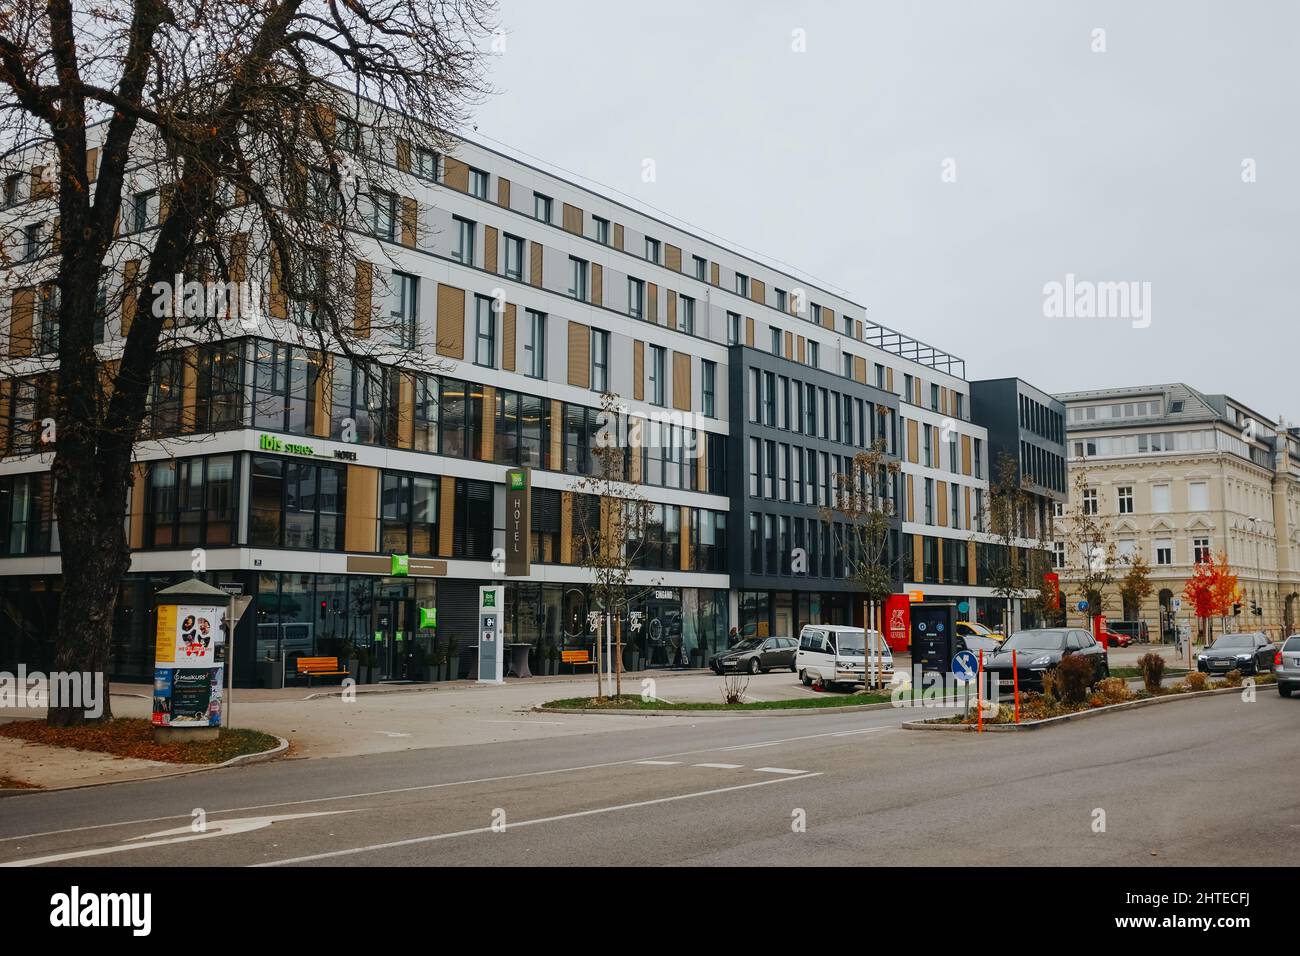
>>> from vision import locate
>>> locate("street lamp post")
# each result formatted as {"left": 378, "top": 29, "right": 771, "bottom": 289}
{"left": 1248, "top": 516, "right": 1264, "bottom": 635}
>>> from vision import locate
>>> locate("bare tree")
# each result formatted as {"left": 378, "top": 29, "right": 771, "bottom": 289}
{"left": 980, "top": 452, "right": 1037, "bottom": 634}
{"left": 825, "top": 435, "right": 899, "bottom": 690}
{"left": 0, "top": 0, "right": 497, "bottom": 723}
{"left": 1059, "top": 461, "right": 1119, "bottom": 630}
{"left": 570, "top": 392, "right": 658, "bottom": 700}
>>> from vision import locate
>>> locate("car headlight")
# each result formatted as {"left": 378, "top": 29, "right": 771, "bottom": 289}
{"left": 1236, "top": 654, "right": 1252, "bottom": 660}
{"left": 1197, "top": 654, "right": 1207, "bottom": 661}
{"left": 1031, "top": 656, "right": 1052, "bottom": 667}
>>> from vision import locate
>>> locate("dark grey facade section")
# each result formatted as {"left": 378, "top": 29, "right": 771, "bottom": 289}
{"left": 970, "top": 377, "right": 1067, "bottom": 502}
{"left": 726, "top": 345, "right": 902, "bottom": 594}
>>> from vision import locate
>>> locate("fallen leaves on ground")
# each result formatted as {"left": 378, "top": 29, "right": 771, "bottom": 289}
{"left": 0, "top": 718, "right": 279, "bottom": 764}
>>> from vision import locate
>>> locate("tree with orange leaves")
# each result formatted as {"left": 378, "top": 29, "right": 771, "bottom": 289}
{"left": 1183, "top": 552, "right": 1239, "bottom": 642}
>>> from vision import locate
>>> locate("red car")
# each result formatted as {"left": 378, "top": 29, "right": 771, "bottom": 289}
{"left": 1100, "top": 627, "right": 1132, "bottom": 648}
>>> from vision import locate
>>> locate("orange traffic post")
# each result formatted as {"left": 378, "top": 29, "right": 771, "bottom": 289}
{"left": 977, "top": 649, "right": 984, "bottom": 733}
{"left": 1012, "top": 649, "right": 1020, "bottom": 723}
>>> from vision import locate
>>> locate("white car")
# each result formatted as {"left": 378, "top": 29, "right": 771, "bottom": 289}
{"left": 796, "top": 625, "right": 893, "bottom": 690}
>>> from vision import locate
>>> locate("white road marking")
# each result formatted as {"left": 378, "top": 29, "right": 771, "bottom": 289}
{"left": 1, "top": 811, "right": 357, "bottom": 868}
{"left": 635, "top": 760, "right": 682, "bottom": 766}
{"left": 0, "top": 722, "right": 889, "bottom": 845}
{"left": 693, "top": 763, "right": 743, "bottom": 769}
{"left": 255, "top": 773, "right": 823, "bottom": 867}
{"left": 480, "top": 720, "right": 568, "bottom": 726}
{"left": 755, "top": 767, "right": 807, "bottom": 775}
{"left": 374, "top": 731, "right": 412, "bottom": 738}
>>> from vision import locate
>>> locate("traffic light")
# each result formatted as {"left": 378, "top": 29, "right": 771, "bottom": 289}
{"left": 1232, "top": 603, "right": 1242, "bottom": 616}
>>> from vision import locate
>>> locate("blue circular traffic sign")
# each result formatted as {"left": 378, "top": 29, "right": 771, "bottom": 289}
{"left": 951, "top": 650, "right": 979, "bottom": 683}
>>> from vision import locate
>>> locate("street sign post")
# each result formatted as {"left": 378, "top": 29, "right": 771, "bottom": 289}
{"left": 951, "top": 650, "right": 978, "bottom": 683}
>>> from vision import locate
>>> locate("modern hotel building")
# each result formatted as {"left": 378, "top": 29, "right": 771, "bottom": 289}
{"left": 0, "top": 103, "right": 1061, "bottom": 684}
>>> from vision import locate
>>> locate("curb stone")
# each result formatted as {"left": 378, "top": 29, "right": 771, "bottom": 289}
{"left": 0, "top": 734, "right": 290, "bottom": 797}
{"left": 901, "top": 682, "right": 1273, "bottom": 732}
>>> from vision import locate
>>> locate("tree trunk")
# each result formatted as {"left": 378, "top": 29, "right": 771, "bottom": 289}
{"left": 46, "top": 438, "right": 133, "bottom": 725}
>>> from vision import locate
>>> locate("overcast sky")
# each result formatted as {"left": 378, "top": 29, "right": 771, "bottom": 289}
{"left": 469, "top": 0, "right": 1299, "bottom": 420}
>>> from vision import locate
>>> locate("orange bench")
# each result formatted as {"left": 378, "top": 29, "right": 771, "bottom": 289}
{"left": 561, "top": 649, "right": 597, "bottom": 670}
{"left": 297, "top": 656, "right": 350, "bottom": 685}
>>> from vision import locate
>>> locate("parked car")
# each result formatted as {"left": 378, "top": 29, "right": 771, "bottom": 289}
{"left": 982, "top": 627, "right": 1109, "bottom": 692}
{"left": 1197, "top": 632, "right": 1277, "bottom": 676}
{"left": 953, "top": 631, "right": 1001, "bottom": 656}
{"left": 796, "top": 625, "right": 893, "bottom": 690}
{"left": 710, "top": 636, "right": 797, "bottom": 675}
{"left": 1100, "top": 626, "right": 1133, "bottom": 648}
{"left": 1274, "top": 635, "right": 1300, "bottom": 698}
{"left": 1108, "top": 620, "right": 1150, "bottom": 643}
{"left": 955, "top": 621, "right": 1004, "bottom": 645}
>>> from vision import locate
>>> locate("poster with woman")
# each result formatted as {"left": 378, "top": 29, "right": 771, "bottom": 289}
{"left": 153, "top": 604, "right": 225, "bottom": 727}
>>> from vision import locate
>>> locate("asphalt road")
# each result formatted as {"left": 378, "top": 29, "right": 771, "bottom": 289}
{"left": 1, "top": 690, "right": 1297, "bottom": 867}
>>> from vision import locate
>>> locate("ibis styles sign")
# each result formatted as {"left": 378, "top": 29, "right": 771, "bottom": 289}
{"left": 259, "top": 433, "right": 316, "bottom": 456}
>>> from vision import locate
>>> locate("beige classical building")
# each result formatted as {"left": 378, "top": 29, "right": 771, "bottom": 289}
{"left": 1054, "top": 384, "right": 1300, "bottom": 641}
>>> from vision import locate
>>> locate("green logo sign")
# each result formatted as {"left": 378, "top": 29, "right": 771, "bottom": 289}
{"left": 419, "top": 607, "right": 437, "bottom": 629}
{"left": 259, "top": 433, "right": 316, "bottom": 456}
{"left": 390, "top": 554, "right": 409, "bottom": 576}
{"left": 509, "top": 470, "right": 525, "bottom": 491}
{"left": 482, "top": 590, "right": 496, "bottom": 608}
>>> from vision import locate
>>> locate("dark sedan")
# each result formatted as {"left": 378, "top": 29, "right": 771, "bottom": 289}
{"left": 982, "top": 628, "right": 1109, "bottom": 692}
{"left": 1197, "top": 632, "right": 1276, "bottom": 676}
{"left": 710, "top": 637, "right": 797, "bottom": 675}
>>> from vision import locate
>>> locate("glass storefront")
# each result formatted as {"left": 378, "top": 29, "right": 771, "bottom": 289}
{"left": 2, "top": 570, "right": 726, "bottom": 684}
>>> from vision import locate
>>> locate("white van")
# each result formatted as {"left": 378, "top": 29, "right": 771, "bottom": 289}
{"left": 796, "top": 625, "right": 893, "bottom": 690}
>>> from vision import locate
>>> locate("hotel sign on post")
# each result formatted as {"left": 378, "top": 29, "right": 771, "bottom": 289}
{"left": 506, "top": 467, "right": 531, "bottom": 577}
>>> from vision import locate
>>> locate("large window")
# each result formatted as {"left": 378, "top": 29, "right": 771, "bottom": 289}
{"left": 381, "top": 472, "right": 439, "bottom": 556}
{"left": 254, "top": 341, "right": 324, "bottom": 436}
{"left": 148, "top": 353, "right": 183, "bottom": 437}
{"left": 412, "top": 373, "right": 439, "bottom": 452}
{"left": 451, "top": 477, "right": 494, "bottom": 559}
{"left": 439, "top": 378, "right": 485, "bottom": 460}
{"left": 330, "top": 356, "right": 392, "bottom": 445}
{"left": 495, "top": 390, "right": 548, "bottom": 468}
{"left": 195, "top": 341, "right": 244, "bottom": 432}
{"left": 146, "top": 455, "right": 238, "bottom": 548}
{"left": 0, "top": 471, "right": 56, "bottom": 555}
{"left": 250, "top": 456, "right": 346, "bottom": 550}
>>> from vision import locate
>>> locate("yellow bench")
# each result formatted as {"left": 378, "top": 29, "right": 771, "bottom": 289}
{"left": 561, "top": 649, "right": 597, "bottom": 670}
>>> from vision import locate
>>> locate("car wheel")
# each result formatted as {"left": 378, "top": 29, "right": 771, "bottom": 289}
{"left": 1280, "top": 684, "right": 1293, "bottom": 697}
{"left": 748, "top": 658, "right": 760, "bottom": 676}
{"left": 800, "top": 670, "right": 811, "bottom": 687}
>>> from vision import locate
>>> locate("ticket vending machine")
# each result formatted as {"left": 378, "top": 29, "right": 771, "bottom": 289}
{"left": 478, "top": 586, "right": 504, "bottom": 684}
{"left": 910, "top": 601, "right": 957, "bottom": 674}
